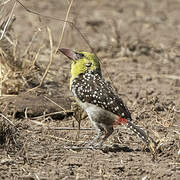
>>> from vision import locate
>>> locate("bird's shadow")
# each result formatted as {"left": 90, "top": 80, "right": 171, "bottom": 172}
{"left": 64, "top": 144, "right": 146, "bottom": 153}
{"left": 101, "top": 144, "right": 141, "bottom": 153}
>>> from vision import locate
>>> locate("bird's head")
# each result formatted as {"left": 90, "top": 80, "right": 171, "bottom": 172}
{"left": 59, "top": 48, "right": 101, "bottom": 86}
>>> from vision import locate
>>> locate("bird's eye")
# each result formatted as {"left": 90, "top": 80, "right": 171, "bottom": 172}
{"left": 75, "top": 52, "right": 85, "bottom": 59}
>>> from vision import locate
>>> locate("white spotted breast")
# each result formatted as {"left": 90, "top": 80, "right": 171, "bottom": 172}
{"left": 71, "top": 71, "right": 132, "bottom": 120}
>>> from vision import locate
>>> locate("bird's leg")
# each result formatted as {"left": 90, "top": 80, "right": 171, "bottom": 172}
{"left": 87, "top": 126, "right": 104, "bottom": 147}
{"left": 97, "top": 125, "right": 113, "bottom": 147}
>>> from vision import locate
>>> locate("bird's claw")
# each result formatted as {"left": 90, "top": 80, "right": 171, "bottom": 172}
{"left": 85, "top": 142, "right": 103, "bottom": 149}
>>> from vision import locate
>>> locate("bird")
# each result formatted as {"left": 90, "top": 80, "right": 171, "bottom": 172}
{"left": 59, "top": 48, "right": 157, "bottom": 152}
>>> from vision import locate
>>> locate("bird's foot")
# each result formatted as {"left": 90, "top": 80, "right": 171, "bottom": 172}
{"left": 84, "top": 142, "right": 102, "bottom": 149}
{"left": 81, "top": 139, "right": 105, "bottom": 150}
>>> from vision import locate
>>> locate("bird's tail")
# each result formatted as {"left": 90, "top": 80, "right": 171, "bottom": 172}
{"left": 126, "top": 119, "right": 149, "bottom": 143}
{"left": 114, "top": 116, "right": 157, "bottom": 154}
{"left": 126, "top": 119, "right": 157, "bottom": 154}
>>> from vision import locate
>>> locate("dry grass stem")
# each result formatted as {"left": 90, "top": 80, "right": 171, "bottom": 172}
{"left": 31, "top": 44, "right": 45, "bottom": 67}
{"left": 162, "top": 74, "right": 180, "bottom": 80}
{"left": 22, "top": 29, "right": 41, "bottom": 57}
{"left": 56, "top": 0, "right": 74, "bottom": 52}
{"left": 48, "top": 127, "right": 93, "bottom": 131}
{"left": 43, "top": 96, "right": 66, "bottom": 112}
{"left": 0, "top": 0, "right": 12, "bottom": 6}
{"left": 39, "top": 27, "right": 53, "bottom": 86}
{"left": 31, "top": 111, "right": 71, "bottom": 120}
{"left": 0, "top": 62, "right": 2, "bottom": 96}
{"left": 0, "top": 1, "right": 16, "bottom": 40}
{"left": 27, "top": 27, "right": 53, "bottom": 92}
{"left": 63, "top": 146, "right": 101, "bottom": 150}
{"left": 44, "top": 134, "right": 80, "bottom": 143}
{"left": 1, "top": 33, "right": 15, "bottom": 46}
{"left": 0, "top": 113, "right": 15, "bottom": 126}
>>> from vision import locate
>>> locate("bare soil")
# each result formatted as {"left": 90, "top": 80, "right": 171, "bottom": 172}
{"left": 0, "top": 0, "right": 180, "bottom": 179}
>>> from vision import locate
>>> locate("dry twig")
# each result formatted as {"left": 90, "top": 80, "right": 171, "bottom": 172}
{"left": 39, "top": 27, "right": 53, "bottom": 86}
{"left": 0, "top": 113, "right": 15, "bottom": 126}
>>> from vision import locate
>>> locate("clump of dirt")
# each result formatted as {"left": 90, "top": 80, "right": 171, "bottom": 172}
{"left": 0, "top": 117, "right": 21, "bottom": 152}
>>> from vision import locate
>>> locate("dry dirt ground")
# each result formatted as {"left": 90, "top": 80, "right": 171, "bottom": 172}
{"left": 0, "top": 0, "right": 180, "bottom": 179}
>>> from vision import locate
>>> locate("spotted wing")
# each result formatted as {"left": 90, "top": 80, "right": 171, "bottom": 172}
{"left": 71, "top": 71, "right": 132, "bottom": 120}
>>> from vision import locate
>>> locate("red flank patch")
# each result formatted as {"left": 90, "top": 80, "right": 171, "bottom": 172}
{"left": 114, "top": 117, "right": 127, "bottom": 125}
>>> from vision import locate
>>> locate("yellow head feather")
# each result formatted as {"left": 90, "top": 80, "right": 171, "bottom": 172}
{"left": 70, "top": 51, "right": 101, "bottom": 88}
